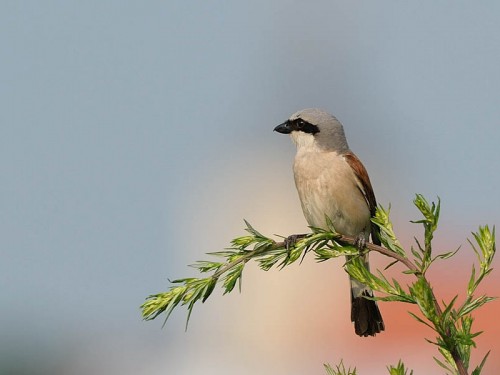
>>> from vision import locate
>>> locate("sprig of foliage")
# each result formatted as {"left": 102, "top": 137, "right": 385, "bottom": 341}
{"left": 324, "top": 361, "right": 357, "bottom": 375}
{"left": 388, "top": 360, "right": 414, "bottom": 375}
{"left": 141, "top": 220, "right": 355, "bottom": 327}
{"left": 324, "top": 359, "right": 415, "bottom": 375}
{"left": 411, "top": 194, "right": 441, "bottom": 273}
{"left": 351, "top": 196, "right": 495, "bottom": 375}
{"left": 142, "top": 195, "right": 496, "bottom": 374}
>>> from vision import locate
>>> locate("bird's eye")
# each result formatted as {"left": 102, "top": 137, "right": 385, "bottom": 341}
{"left": 297, "top": 120, "right": 305, "bottom": 129}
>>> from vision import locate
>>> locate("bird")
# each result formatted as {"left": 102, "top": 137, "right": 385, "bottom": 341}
{"left": 274, "top": 108, "right": 384, "bottom": 337}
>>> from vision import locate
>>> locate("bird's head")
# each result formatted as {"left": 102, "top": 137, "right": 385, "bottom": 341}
{"left": 274, "top": 108, "right": 349, "bottom": 153}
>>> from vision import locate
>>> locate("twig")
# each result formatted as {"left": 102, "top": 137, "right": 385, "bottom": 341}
{"left": 271, "top": 235, "right": 418, "bottom": 273}
{"left": 211, "top": 244, "right": 272, "bottom": 280}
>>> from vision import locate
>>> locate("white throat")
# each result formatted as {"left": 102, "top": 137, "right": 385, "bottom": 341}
{"left": 290, "top": 131, "right": 320, "bottom": 152}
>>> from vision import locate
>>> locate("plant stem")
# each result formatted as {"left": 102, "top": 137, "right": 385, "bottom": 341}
{"left": 211, "top": 243, "right": 273, "bottom": 280}
{"left": 432, "top": 301, "right": 468, "bottom": 375}
{"left": 273, "top": 235, "right": 420, "bottom": 274}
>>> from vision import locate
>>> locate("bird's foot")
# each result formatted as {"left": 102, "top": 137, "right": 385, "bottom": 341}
{"left": 284, "top": 233, "right": 308, "bottom": 251}
{"left": 354, "top": 233, "right": 367, "bottom": 251}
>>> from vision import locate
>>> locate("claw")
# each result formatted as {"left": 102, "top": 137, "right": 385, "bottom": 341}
{"left": 354, "top": 233, "right": 367, "bottom": 250}
{"left": 284, "top": 234, "right": 307, "bottom": 251}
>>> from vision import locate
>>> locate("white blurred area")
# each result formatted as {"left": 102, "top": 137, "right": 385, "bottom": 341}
{"left": 2, "top": 1, "right": 500, "bottom": 374}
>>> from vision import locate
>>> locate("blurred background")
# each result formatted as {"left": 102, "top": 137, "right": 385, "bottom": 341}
{"left": 2, "top": 1, "right": 500, "bottom": 374}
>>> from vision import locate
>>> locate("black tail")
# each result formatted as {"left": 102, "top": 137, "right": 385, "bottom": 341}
{"left": 351, "top": 290, "right": 385, "bottom": 337}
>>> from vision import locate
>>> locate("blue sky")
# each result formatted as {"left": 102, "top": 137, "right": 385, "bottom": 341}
{"left": 2, "top": 2, "right": 500, "bottom": 374}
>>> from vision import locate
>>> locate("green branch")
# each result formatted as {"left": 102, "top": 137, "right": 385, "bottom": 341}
{"left": 141, "top": 195, "right": 496, "bottom": 375}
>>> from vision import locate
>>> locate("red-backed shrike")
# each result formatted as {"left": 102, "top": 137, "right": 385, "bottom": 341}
{"left": 274, "top": 108, "right": 384, "bottom": 337}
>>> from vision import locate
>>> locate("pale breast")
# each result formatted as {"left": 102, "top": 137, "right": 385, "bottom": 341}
{"left": 293, "top": 151, "right": 371, "bottom": 237}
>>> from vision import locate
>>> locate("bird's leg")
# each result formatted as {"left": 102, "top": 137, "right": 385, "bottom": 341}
{"left": 284, "top": 233, "right": 308, "bottom": 251}
{"left": 354, "top": 232, "right": 367, "bottom": 251}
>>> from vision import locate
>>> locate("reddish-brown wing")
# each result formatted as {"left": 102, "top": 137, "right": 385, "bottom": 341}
{"left": 344, "top": 152, "right": 381, "bottom": 246}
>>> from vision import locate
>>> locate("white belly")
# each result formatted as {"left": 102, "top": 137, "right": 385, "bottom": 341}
{"left": 293, "top": 151, "right": 370, "bottom": 237}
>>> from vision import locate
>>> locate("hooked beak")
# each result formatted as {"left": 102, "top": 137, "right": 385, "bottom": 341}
{"left": 273, "top": 121, "right": 292, "bottom": 134}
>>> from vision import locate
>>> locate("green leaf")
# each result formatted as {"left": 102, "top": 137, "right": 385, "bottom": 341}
{"left": 378, "top": 295, "right": 415, "bottom": 303}
{"left": 431, "top": 247, "right": 460, "bottom": 262}
{"left": 324, "top": 361, "right": 356, "bottom": 375}
{"left": 468, "top": 264, "right": 477, "bottom": 296}
{"left": 257, "top": 247, "right": 289, "bottom": 271}
{"left": 222, "top": 263, "right": 244, "bottom": 294}
{"left": 383, "top": 259, "right": 399, "bottom": 270}
{"left": 472, "top": 350, "right": 491, "bottom": 375}
{"left": 231, "top": 235, "right": 255, "bottom": 247}
{"left": 315, "top": 245, "right": 358, "bottom": 261}
{"left": 387, "top": 360, "right": 413, "bottom": 375}
{"left": 440, "top": 295, "right": 458, "bottom": 322}
{"left": 411, "top": 195, "right": 441, "bottom": 272}
{"left": 244, "top": 219, "right": 266, "bottom": 239}
{"left": 408, "top": 311, "right": 434, "bottom": 330}
{"left": 409, "top": 277, "right": 438, "bottom": 323}
{"left": 207, "top": 250, "right": 240, "bottom": 258}
{"left": 202, "top": 277, "right": 217, "bottom": 302}
{"left": 459, "top": 296, "right": 496, "bottom": 317}
{"left": 190, "top": 260, "right": 223, "bottom": 273}
{"left": 411, "top": 244, "right": 423, "bottom": 261}
{"left": 433, "top": 355, "right": 455, "bottom": 373}
{"left": 437, "top": 347, "right": 457, "bottom": 373}
{"left": 372, "top": 205, "right": 407, "bottom": 257}
{"left": 412, "top": 194, "right": 440, "bottom": 230}
{"left": 324, "top": 215, "right": 339, "bottom": 234}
